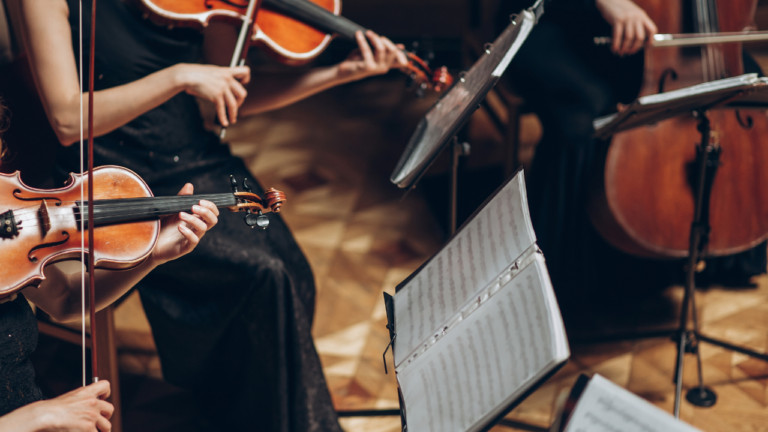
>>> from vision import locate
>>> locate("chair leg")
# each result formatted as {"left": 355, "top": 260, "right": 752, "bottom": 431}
{"left": 94, "top": 306, "right": 122, "bottom": 432}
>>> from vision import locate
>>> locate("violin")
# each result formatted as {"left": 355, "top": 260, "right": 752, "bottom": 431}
{"left": 0, "top": 165, "right": 286, "bottom": 298}
{"left": 589, "top": 0, "right": 768, "bottom": 259}
{"left": 137, "top": 0, "right": 452, "bottom": 92}
{"left": 253, "top": 0, "right": 453, "bottom": 92}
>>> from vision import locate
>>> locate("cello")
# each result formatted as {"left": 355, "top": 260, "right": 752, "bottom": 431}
{"left": 589, "top": 0, "right": 768, "bottom": 259}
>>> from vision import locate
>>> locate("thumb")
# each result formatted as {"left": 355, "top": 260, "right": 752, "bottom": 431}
{"left": 177, "top": 183, "right": 194, "bottom": 196}
{"left": 86, "top": 380, "right": 112, "bottom": 399}
{"left": 232, "top": 66, "right": 251, "bottom": 83}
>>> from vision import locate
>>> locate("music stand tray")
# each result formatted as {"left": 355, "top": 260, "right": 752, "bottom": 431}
{"left": 389, "top": 0, "right": 545, "bottom": 190}
{"left": 593, "top": 73, "right": 768, "bottom": 139}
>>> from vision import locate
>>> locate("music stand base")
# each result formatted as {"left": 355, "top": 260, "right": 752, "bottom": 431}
{"left": 685, "top": 387, "right": 717, "bottom": 408}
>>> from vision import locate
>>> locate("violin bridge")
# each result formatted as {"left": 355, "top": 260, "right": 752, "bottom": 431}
{"left": 38, "top": 200, "right": 51, "bottom": 237}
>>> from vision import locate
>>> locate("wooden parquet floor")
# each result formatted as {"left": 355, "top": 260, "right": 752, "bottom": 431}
{"left": 103, "top": 75, "right": 768, "bottom": 431}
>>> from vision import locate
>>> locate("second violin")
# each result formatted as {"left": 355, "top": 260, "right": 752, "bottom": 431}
{"left": 255, "top": 0, "right": 453, "bottom": 91}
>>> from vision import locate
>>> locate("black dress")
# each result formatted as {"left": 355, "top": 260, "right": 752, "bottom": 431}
{"left": 0, "top": 294, "right": 43, "bottom": 416}
{"left": 60, "top": 1, "right": 342, "bottom": 430}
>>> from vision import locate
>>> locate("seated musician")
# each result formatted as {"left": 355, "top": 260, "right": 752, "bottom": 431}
{"left": 501, "top": 0, "right": 765, "bottom": 307}
{"left": 0, "top": 118, "right": 220, "bottom": 431}
{"left": 19, "top": 0, "right": 407, "bottom": 429}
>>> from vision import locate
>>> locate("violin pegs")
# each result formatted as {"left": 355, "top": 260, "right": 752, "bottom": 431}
{"left": 230, "top": 175, "right": 238, "bottom": 193}
{"left": 242, "top": 178, "right": 252, "bottom": 193}
{"left": 244, "top": 210, "right": 269, "bottom": 229}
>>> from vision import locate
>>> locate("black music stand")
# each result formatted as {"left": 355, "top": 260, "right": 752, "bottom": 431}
{"left": 390, "top": 0, "right": 544, "bottom": 235}
{"left": 593, "top": 73, "right": 768, "bottom": 417}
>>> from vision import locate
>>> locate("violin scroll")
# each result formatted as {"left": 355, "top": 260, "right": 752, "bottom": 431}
{"left": 431, "top": 66, "right": 453, "bottom": 92}
{"left": 227, "top": 176, "right": 286, "bottom": 214}
{"left": 263, "top": 188, "right": 286, "bottom": 213}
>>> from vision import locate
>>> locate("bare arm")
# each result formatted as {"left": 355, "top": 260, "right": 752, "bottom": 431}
{"left": 20, "top": 0, "right": 250, "bottom": 145}
{"left": 204, "top": 23, "right": 407, "bottom": 116}
{"left": 22, "top": 185, "right": 219, "bottom": 322}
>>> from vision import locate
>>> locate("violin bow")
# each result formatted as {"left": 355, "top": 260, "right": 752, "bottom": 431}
{"left": 78, "top": 0, "right": 99, "bottom": 387}
{"left": 219, "top": 0, "right": 260, "bottom": 139}
{"left": 87, "top": 0, "right": 98, "bottom": 385}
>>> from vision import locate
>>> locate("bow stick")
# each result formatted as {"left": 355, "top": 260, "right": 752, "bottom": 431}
{"left": 78, "top": 0, "right": 99, "bottom": 387}
{"left": 87, "top": 0, "right": 98, "bottom": 384}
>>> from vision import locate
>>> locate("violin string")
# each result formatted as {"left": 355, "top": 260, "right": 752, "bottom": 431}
{"left": 10, "top": 197, "right": 238, "bottom": 230}
{"left": 10, "top": 194, "right": 236, "bottom": 222}
{"left": 78, "top": 0, "right": 86, "bottom": 389}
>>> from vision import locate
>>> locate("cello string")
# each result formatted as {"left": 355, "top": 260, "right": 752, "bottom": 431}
{"left": 79, "top": 0, "right": 87, "bottom": 389}
{"left": 706, "top": 0, "right": 726, "bottom": 78}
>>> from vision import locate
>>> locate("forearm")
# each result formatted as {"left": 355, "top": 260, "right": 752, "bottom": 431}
{"left": 23, "top": 257, "right": 160, "bottom": 322}
{"left": 20, "top": 0, "right": 188, "bottom": 146}
{"left": 0, "top": 403, "right": 45, "bottom": 432}
{"left": 39, "top": 66, "right": 186, "bottom": 146}
{"left": 240, "top": 65, "right": 349, "bottom": 116}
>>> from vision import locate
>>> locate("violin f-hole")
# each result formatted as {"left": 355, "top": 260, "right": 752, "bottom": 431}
{"left": 13, "top": 189, "right": 62, "bottom": 206}
{"left": 658, "top": 68, "right": 678, "bottom": 94}
{"left": 735, "top": 110, "right": 753, "bottom": 130}
{"left": 28, "top": 231, "right": 70, "bottom": 263}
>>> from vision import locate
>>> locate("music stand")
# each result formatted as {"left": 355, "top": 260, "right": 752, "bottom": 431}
{"left": 593, "top": 73, "right": 768, "bottom": 418}
{"left": 390, "top": 0, "right": 544, "bottom": 234}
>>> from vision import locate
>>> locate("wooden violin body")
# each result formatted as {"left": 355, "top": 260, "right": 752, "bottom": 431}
{"left": 0, "top": 166, "right": 286, "bottom": 297}
{"left": 0, "top": 167, "right": 158, "bottom": 297}
{"left": 255, "top": 0, "right": 339, "bottom": 65}
{"left": 589, "top": 0, "right": 768, "bottom": 258}
{"left": 137, "top": 0, "right": 257, "bottom": 28}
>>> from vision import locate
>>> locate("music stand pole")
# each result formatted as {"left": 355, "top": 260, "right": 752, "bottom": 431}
{"left": 673, "top": 110, "right": 717, "bottom": 417}
{"left": 449, "top": 136, "right": 471, "bottom": 235}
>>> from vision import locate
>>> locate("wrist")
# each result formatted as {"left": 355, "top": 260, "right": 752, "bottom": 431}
{"left": 170, "top": 64, "right": 192, "bottom": 93}
{"left": 4, "top": 402, "right": 51, "bottom": 432}
{"left": 332, "top": 64, "right": 361, "bottom": 85}
{"left": 145, "top": 251, "right": 165, "bottom": 270}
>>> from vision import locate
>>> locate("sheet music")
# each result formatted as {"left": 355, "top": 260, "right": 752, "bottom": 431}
{"left": 393, "top": 173, "right": 537, "bottom": 367}
{"left": 397, "top": 257, "right": 568, "bottom": 432}
{"left": 565, "top": 375, "right": 701, "bottom": 432}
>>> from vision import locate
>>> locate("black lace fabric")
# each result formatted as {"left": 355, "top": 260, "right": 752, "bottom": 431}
{"left": 0, "top": 294, "right": 43, "bottom": 416}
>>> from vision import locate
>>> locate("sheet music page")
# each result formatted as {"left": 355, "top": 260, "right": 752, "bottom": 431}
{"left": 393, "top": 172, "right": 537, "bottom": 367}
{"left": 397, "top": 257, "right": 569, "bottom": 432}
{"left": 565, "top": 375, "right": 701, "bottom": 432}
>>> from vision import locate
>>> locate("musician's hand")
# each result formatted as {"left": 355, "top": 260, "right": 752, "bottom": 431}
{"left": 337, "top": 30, "right": 409, "bottom": 82}
{"left": 0, "top": 381, "right": 114, "bottom": 432}
{"left": 174, "top": 63, "right": 250, "bottom": 127}
{"left": 596, "top": 0, "right": 657, "bottom": 56}
{"left": 151, "top": 183, "right": 219, "bottom": 266}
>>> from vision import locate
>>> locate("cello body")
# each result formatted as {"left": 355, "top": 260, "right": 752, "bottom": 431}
{"left": 589, "top": 0, "right": 768, "bottom": 258}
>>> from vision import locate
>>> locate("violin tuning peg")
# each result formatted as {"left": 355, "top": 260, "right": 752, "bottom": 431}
{"left": 256, "top": 212, "right": 270, "bottom": 229}
{"left": 244, "top": 210, "right": 269, "bottom": 229}
{"left": 230, "top": 175, "right": 238, "bottom": 193}
{"left": 243, "top": 178, "right": 252, "bottom": 193}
